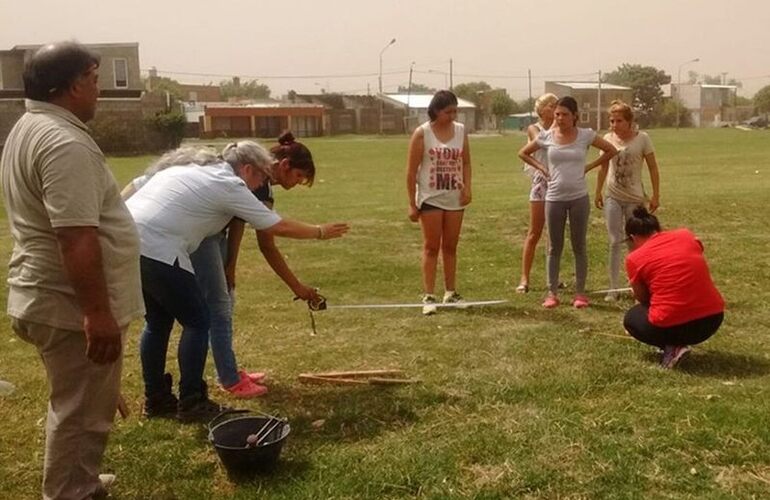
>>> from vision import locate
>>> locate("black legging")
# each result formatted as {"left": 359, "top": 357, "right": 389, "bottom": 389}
{"left": 624, "top": 304, "right": 723, "bottom": 348}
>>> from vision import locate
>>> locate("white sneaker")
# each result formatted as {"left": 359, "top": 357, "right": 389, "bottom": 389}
{"left": 422, "top": 294, "right": 438, "bottom": 316}
{"left": 94, "top": 473, "right": 115, "bottom": 498}
{"left": 443, "top": 291, "right": 469, "bottom": 309}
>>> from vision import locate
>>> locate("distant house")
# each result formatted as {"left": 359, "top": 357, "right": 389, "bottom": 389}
{"left": 293, "top": 93, "right": 369, "bottom": 135}
{"left": 201, "top": 101, "right": 325, "bottom": 138}
{"left": 380, "top": 93, "right": 477, "bottom": 133}
{"left": 671, "top": 83, "right": 738, "bottom": 127}
{"left": 0, "top": 43, "right": 170, "bottom": 154}
{"left": 544, "top": 81, "right": 633, "bottom": 129}
{"left": 292, "top": 93, "right": 408, "bottom": 135}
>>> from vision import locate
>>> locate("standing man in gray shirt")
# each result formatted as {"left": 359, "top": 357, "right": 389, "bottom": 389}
{"left": 0, "top": 41, "right": 144, "bottom": 499}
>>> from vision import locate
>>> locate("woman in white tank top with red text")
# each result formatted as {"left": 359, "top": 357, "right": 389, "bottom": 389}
{"left": 406, "top": 91, "right": 472, "bottom": 315}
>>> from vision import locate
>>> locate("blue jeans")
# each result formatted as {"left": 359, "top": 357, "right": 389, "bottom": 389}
{"left": 190, "top": 233, "right": 240, "bottom": 387}
{"left": 139, "top": 256, "right": 210, "bottom": 401}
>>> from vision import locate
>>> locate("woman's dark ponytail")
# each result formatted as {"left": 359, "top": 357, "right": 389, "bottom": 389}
{"left": 625, "top": 206, "right": 661, "bottom": 238}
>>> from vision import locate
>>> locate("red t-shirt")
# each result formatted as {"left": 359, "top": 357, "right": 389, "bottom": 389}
{"left": 626, "top": 229, "right": 724, "bottom": 327}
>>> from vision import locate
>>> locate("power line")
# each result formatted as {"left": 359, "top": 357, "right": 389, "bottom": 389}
{"left": 143, "top": 66, "right": 601, "bottom": 82}
{"left": 731, "top": 74, "right": 770, "bottom": 81}
{"left": 142, "top": 68, "right": 409, "bottom": 80}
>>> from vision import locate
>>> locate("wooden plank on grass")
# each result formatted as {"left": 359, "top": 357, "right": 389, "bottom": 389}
{"left": 298, "top": 374, "right": 369, "bottom": 385}
{"left": 308, "top": 369, "right": 405, "bottom": 379}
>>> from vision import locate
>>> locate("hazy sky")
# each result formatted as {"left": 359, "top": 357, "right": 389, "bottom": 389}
{"left": 2, "top": 0, "right": 768, "bottom": 98}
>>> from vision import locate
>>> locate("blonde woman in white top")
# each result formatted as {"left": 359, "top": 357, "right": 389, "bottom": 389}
{"left": 406, "top": 90, "right": 472, "bottom": 315}
{"left": 516, "top": 93, "right": 557, "bottom": 293}
{"left": 594, "top": 100, "right": 661, "bottom": 301}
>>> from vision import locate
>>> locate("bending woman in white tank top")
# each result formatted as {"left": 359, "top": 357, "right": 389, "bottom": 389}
{"left": 406, "top": 91, "right": 472, "bottom": 315}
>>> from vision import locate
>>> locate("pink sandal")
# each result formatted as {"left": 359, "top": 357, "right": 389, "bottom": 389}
{"left": 572, "top": 295, "right": 590, "bottom": 309}
{"left": 542, "top": 294, "right": 559, "bottom": 308}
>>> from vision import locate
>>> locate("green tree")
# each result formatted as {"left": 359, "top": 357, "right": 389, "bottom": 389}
{"left": 688, "top": 72, "right": 742, "bottom": 88}
{"left": 145, "top": 76, "right": 184, "bottom": 100}
{"left": 147, "top": 110, "right": 187, "bottom": 149}
{"left": 653, "top": 99, "right": 691, "bottom": 127}
{"left": 452, "top": 81, "right": 492, "bottom": 106}
{"left": 754, "top": 85, "right": 770, "bottom": 115}
{"left": 397, "top": 82, "right": 435, "bottom": 93}
{"left": 220, "top": 78, "right": 271, "bottom": 99}
{"left": 491, "top": 93, "right": 518, "bottom": 130}
{"left": 518, "top": 97, "right": 536, "bottom": 113}
{"left": 603, "top": 64, "right": 671, "bottom": 114}
{"left": 735, "top": 95, "right": 753, "bottom": 106}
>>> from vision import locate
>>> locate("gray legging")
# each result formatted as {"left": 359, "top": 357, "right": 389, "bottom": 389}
{"left": 604, "top": 197, "right": 638, "bottom": 290}
{"left": 545, "top": 194, "right": 590, "bottom": 294}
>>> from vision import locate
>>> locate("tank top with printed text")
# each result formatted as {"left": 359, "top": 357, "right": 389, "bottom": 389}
{"left": 415, "top": 121, "right": 465, "bottom": 210}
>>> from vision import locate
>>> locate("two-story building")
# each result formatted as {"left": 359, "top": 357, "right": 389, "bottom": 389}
{"left": 671, "top": 83, "right": 738, "bottom": 127}
{"left": 0, "top": 42, "right": 169, "bottom": 153}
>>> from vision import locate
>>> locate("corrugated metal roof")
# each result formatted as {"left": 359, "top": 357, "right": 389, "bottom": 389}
{"left": 700, "top": 84, "right": 738, "bottom": 89}
{"left": 11, "top": 42, "right": 139, "bottom": 51}
{"left": 554, "top": 82, "right": 632, "bottom": 91}
{"left": 384, "top": 93, "right": 476, "bottom": 108}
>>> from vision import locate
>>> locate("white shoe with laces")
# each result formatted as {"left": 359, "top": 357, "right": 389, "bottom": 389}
{"left": 422, "top": 294, "right": 438, "bottom": 316}
{"left": 443, "top": 291, "right": 469, "bottom": 309}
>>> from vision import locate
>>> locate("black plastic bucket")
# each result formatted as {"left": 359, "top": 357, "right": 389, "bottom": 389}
{"left": 208, "top": 410, "right": 290, "bottom": 475}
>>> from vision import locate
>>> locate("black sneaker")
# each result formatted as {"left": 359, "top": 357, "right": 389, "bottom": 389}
{"left": 143, "top": 373, "right": 179, "bottom": 419}
{"left": 177, "top": 395, "right": 231, "bottom": 424}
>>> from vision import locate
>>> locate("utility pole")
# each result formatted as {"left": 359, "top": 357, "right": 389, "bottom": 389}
{"left": 378, "top": 37, "right": 396, "bottom": 135}
{"left": 406, "top": 62, "right": 415, "bottom": 132}
{"left": 597, "top": 70, "right": 602, "bottom": 131}
{"left": 676, "top": 57, "right": 700, "bottom": 129}
{"left": 449, "top": 58, "right": 453, "bottom": 90}
{"left": 527, "top": 69, "right": 533, "bottom": 123}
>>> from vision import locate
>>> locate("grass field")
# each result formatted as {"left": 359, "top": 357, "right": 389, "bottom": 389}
{"left": 1, "top": 128, "right": 769, "bottom": 499}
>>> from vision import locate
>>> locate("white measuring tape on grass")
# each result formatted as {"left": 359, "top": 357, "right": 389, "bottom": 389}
{"left": 587, "top": 287, "right": 632, "bottom": 295}
{"left": 327, "top": 299, "right": 508, "bottom": 309}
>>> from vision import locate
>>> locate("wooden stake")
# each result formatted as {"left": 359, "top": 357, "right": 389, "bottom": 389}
{"left": 117, "top": 393, "right": 130, "bottom": 419}
{"left": 298, "top": 374, "right": 369, "bottom": 385}
{"left": 306, "top": 369, "right": 404, "bottom": 379}
{"left": 368, "top": 377, "right": 419, "bottom": 385}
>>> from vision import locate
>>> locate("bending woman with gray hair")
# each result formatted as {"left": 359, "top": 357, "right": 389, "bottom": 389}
{"left": 125, "top": 141, "right": 348, "bottom": 422}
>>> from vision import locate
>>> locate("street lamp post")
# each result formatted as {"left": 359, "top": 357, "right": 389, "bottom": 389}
{"left": 676, "top": 57, "right": 699, "bottom": 129}
{"left": 406, "top": 61, "right": 415, "bottom": 132}
{"left": 379, "top": 38, "right": 396, "bottom": 135}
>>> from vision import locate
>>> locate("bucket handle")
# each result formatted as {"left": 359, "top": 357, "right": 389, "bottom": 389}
{"left": 207, "top": 408, "right": 251, "bottom": 433}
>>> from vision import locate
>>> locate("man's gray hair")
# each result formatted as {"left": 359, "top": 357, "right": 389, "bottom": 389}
{"left": 221, "top": 141, "right": 273, "bottom": 179}
{"left": 144, "top": 146, "right": 220, "bottom": 176}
